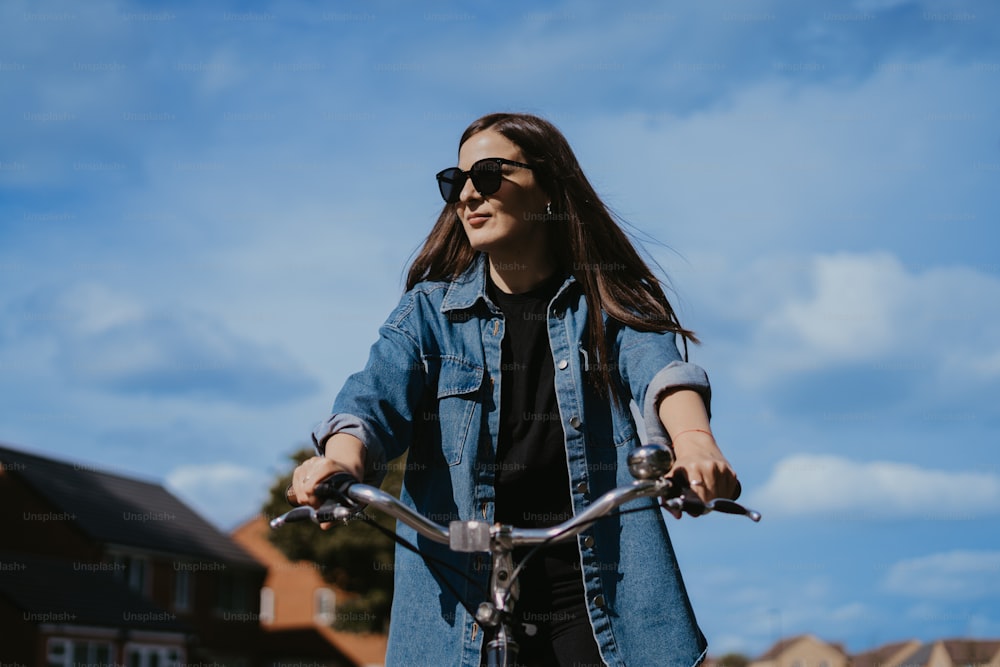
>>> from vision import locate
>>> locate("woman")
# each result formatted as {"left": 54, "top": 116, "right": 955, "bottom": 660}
{"left": 291, "top": 113, "right": 740, "bottom": 667}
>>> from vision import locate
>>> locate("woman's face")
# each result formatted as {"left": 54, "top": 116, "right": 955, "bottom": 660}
{"left": 455, "top": 130, "right": 550, "bottom": 259}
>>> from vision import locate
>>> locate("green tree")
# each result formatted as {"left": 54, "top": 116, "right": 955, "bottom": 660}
{"left": 716, "top": 653, "right": 751, "bottom": 667}
{"left": 262, "top": 447, "right": 404, "bottom": 633}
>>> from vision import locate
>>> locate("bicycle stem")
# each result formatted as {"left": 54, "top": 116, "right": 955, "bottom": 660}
{"left": 475, "top": 525, "right": 518, "bottom": 627}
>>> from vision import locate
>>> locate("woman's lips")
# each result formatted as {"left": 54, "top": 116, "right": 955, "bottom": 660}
{"left": 466, "top": 213, "right": 490, "bottom": 227}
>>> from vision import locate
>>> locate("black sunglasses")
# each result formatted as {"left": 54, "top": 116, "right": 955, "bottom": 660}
{"left": 435, "top": 157, "right": 533, "bottom": 203}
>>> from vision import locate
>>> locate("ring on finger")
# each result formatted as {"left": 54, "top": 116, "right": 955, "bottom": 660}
{"left": 689, "top": 479, "right": 704, "bottom": 486}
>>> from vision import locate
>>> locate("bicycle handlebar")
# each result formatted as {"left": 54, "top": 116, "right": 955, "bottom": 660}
{"left": 270, "top": 448, "right": 761, "bottom": 546}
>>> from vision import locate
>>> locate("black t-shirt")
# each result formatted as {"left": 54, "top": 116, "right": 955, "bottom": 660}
{"left": 487, "top": 272, "right": 581, "bottom": 597}
{"left": 488, "top": 271, "right": 573, "bottom": 528}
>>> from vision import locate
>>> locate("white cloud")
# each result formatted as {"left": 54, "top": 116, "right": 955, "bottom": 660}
{"left": 751, "top": 454, "right": 1000, "bottom": 518}
{"left": 884, "top": 550, "right": 1000, "bottom": 600}
{"left": 776, "top": 255, "right": 1000, "bottom": 383}
{"left": 679, "top": 251, "right": 1000, "bottom": 390}
{"left": 758, "top": 252, "right": 907, "bottom": 364}
{"left": 166, "top": 462, "right": 273, "bottom": 529}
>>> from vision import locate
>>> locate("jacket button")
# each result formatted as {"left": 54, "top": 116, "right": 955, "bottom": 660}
{"left": 593, "top": 594, "right": 606, "bottom": 608}
{"left": 582, "top": 535, "right": 595, "bottom": 548}
{"left": 569, "top": 416, "right": 582, "bottom": 429}
{"left": 557, "top": 359, "right": 569, "bottom": 370}
{"left": 575, "top": 481, "right": 588, "bottom": 494}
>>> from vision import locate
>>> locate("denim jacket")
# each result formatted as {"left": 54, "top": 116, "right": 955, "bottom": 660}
{"left": 314, "top": 253, "right": 711, "bottom": 667}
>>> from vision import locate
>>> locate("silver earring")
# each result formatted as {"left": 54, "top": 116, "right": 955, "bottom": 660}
{"left": 546, "top": 202, "right": 553, "bottom": 216}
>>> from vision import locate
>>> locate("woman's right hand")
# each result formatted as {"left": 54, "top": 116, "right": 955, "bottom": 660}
{"left": 287, "top": 432, "right": 367, "bottom": 509}
{"left": 289, "top": 456, "right": 348, "bottom": 508}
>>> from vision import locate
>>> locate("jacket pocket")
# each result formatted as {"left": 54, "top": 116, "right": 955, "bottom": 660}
{"left": 434, "top": 356, "right": 484, "bottom": 466}
{"left": 612, "top": 415, "right": 638, "bottom": 448}
{"left": 584, "top": 393, "right": 639, "bottom": 450}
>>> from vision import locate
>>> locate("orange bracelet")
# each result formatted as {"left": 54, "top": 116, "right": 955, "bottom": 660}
{"left": 670, "top": 428, "right": 714, "bottom": 442}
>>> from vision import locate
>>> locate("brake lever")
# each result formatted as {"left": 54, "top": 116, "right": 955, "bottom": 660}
{"left": 660, "top": 473, "right": 761, "bottom": 522}
{"left": 270, "top": 505, "right": 317, "bottom": 528}
{"left": 706, "top": 498, "right": 761, "bottom": 521}
{"left": 270, "top": 498, "right": 359, "bottom": 528}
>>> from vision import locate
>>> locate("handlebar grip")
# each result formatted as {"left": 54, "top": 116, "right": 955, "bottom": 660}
{"left": 314, "top": 472, "right": 360, "bottom": 506}
{"left": 706, "top": 498, "right": 749, "bottom": 516}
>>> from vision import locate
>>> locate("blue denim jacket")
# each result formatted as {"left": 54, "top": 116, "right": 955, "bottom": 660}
{"left": 314, "top": 253, "right": 711, "bottom": 667}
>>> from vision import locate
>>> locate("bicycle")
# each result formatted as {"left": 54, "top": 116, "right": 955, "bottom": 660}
{"left": 271, "top": 442, "right": 760, "bottom": 667}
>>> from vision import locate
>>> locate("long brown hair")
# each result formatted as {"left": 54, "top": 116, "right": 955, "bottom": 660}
{"left": 407, "top": 112, "right": 697, "bottom": 398}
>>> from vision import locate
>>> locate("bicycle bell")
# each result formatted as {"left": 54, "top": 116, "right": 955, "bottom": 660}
{"left": 627, "top": 444, "right": 675, "bottom": 480}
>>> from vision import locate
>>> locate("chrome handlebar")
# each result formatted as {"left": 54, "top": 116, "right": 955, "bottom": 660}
{"left": 269, "top": 445, "right": 761, "bottom": 543}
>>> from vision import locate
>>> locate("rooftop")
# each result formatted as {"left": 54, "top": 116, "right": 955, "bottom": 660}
{"left": 1, "top": 442, "right": 261, "bottom": 568}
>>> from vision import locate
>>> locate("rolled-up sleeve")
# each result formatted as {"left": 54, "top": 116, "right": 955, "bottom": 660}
{"left": 312, "top": 295, "right": 426, "bottom": 486}
{"left": 616, "top": 327, "right": 712, "bottom": 448}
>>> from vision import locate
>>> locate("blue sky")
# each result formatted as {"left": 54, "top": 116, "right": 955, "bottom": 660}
{"left": 2, "top": 0, "right": 998, "bottom": 656}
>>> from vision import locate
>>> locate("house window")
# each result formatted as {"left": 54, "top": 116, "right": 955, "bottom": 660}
{"left": 111, "top": 553, "right": 150, "bottom": 596}
{"left": 216, "top": 571, "right": 251, "bottom": 613}
{"left": 124, "top": 643, "right": 183, "bottom": 667}
{"left": 46, "top": 638, "right": 113, "bottom": 667}
{"left": 174, "top": 568, "right": 191, "bottom": 611}
{"left": 314, "top": 587, "right": 336, "bottom": 626}
{"left": 260, "top": 587, "right": 275, "bottom": 625}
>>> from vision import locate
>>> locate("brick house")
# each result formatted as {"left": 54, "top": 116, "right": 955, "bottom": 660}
{"left": 751, "top": 636, "right": 1000, "bottom": 667}
{"left": 231, "top": 516, "right": 388, "bottom": 667}
{"left": 888, "top": 639, "right": 1000, "bottom": 667}
{"left": 0, "top": 442, "right": 266, "bottom": 666}
{"left": 749, "top": 634, "right": 850, "bottom": 667}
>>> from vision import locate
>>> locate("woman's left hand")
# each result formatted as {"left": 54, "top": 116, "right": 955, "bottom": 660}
{"left": 656, "top": 388, "right": 741, "bottom": 518}
{"left": 668, "top": 430, "right": 741, "bottom": 508}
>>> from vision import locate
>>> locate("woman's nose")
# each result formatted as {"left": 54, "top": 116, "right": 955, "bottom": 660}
{"left": 458, "top": 175, "right": 481, "bottom": 203}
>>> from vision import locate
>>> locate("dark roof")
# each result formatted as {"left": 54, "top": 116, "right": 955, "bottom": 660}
{"left": 0, "top": 550, "right": 189, "bottom": 632}
{"left": 890, "top": 640, "right": 1000, "bottom": 667}
{"left": 1, "top": 443, "right": 261, "bottom": 568}
{"left": 851, "top": 640, "right": 921, "bottom": 667}
{"left": 941, "top": 639, "right": 1000, "bottom": 666}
